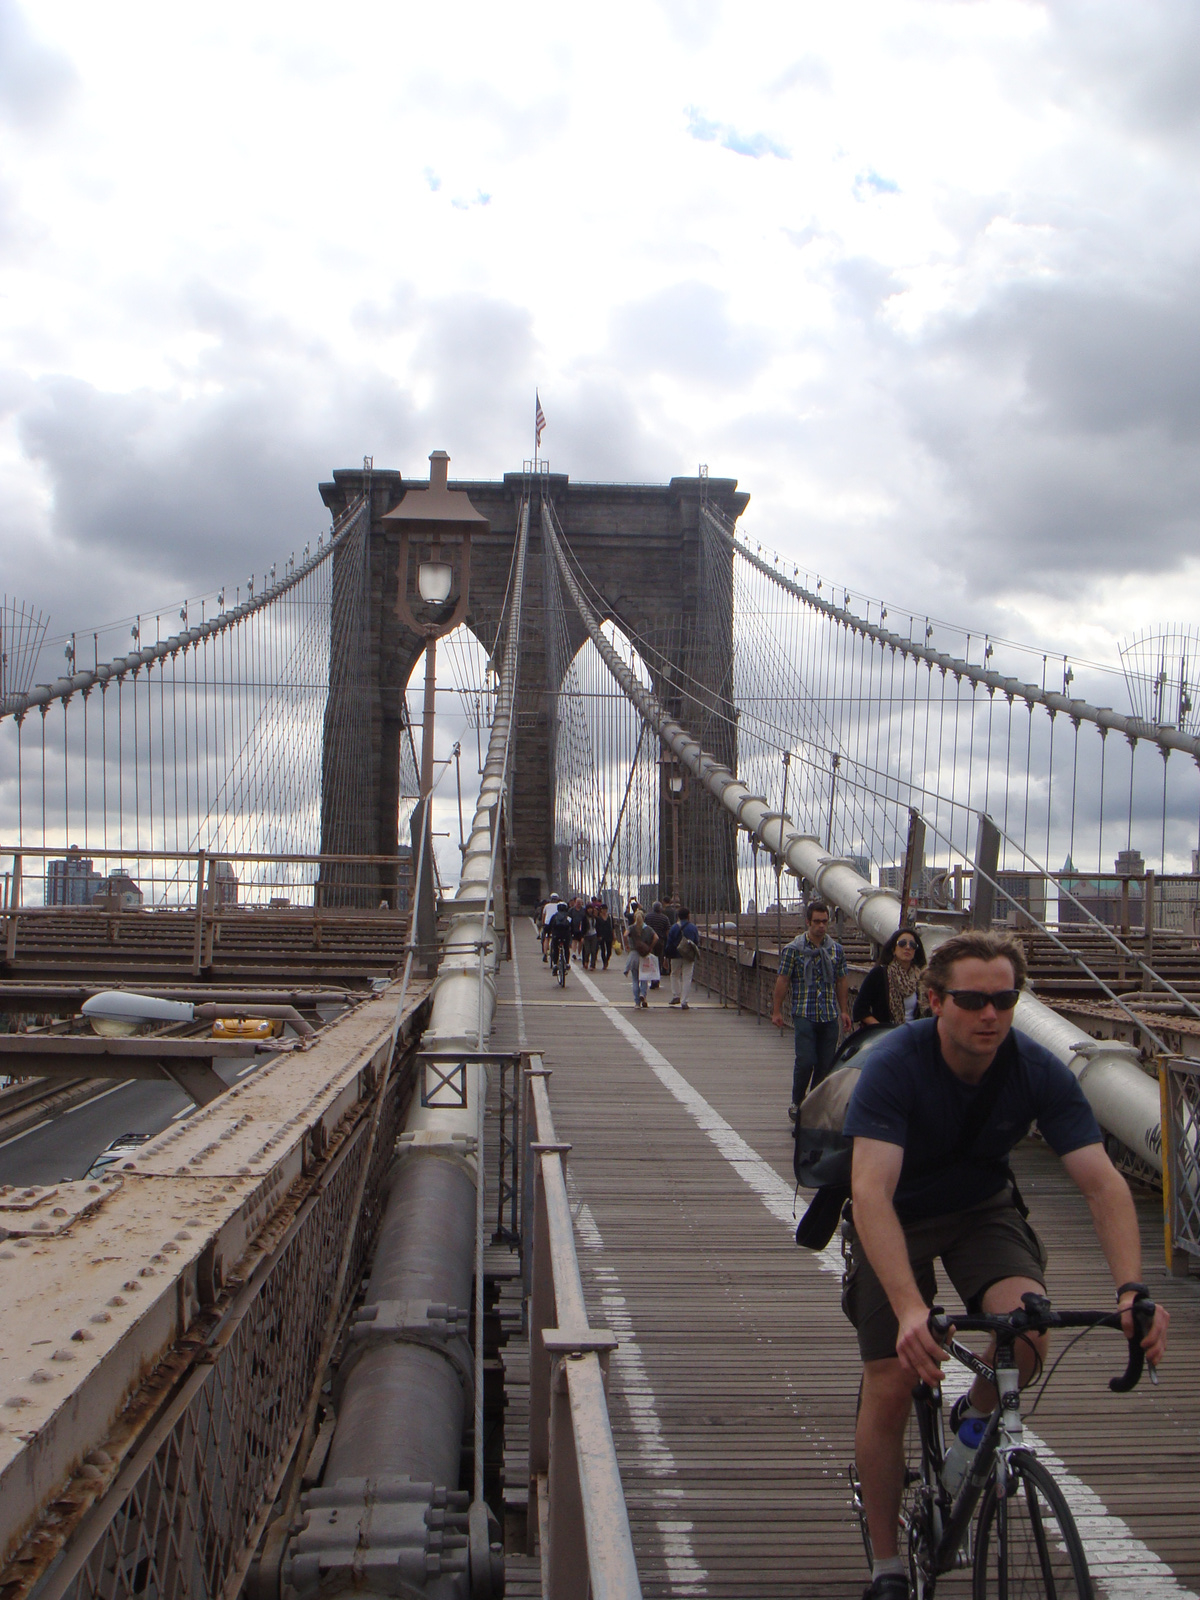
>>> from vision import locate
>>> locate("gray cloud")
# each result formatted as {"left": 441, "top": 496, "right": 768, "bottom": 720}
{"left": 895, "top": 272, "right": 1200, "bottom": 590}
{"left": 610, "top": 281, "right": 770, "bottom": 386}
{"left": 0, "top": 0, "right": 76, "bottom": 128}
{"left": 1045, "top": 0, "right": 1200, "bottom": 142}
{"left": 6, "top": 302, "right": 418, "bottom": 640}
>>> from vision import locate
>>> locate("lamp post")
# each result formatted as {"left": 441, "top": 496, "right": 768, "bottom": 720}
{"left": 384, "top": 451, "right": 487, "bottom": 970}
{"left": 666, "top": 762, "right": 685, "bottom": 904}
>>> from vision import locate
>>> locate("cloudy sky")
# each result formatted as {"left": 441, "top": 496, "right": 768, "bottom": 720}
{"left": 3, "top": 0, "right": 1200, "bottom": 679}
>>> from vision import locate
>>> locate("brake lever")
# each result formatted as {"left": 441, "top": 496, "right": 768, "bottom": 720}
{"left": 1109, "top": 1299, "right": 1156, "bottom": 1393}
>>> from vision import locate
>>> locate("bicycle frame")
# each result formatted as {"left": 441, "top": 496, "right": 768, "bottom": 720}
{"left": 912, "top": 1335, "right": 1029, "bottom": 1582}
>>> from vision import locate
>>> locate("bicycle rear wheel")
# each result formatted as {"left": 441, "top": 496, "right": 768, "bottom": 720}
{"left": 972, "top": 1450, "right": 1090, "bottom": 1599}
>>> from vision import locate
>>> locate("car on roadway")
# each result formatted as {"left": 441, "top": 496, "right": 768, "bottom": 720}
{"left": 83, "top": 1131, "right": 153, "bottom": 1181}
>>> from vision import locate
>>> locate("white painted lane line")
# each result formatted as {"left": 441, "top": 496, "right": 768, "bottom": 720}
{"left": 572, "top": 1194, "right": 707, "bottom": 1596}
{"left": 569, "top": 963, "right": 1197, "bottom": 1600}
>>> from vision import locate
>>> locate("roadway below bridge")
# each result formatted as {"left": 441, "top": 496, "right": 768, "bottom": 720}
{"left": 495, "top": 924, "right": 1200, "bottom": 1600}
{"left": 0, "top": 1053, "right": 268, "bottom": 1188}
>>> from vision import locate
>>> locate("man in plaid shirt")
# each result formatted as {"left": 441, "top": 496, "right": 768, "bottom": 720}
{"left": 771, "top": 901, "right": 850, "bottom": 1120}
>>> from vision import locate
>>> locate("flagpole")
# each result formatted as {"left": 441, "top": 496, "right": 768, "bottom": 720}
{"left": 534, "top": 390, "right": 538, "bottom": 472}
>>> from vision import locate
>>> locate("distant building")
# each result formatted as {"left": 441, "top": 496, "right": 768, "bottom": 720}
{"left": 1058, "top": 853, "right": 1143, "bottom": 929}
{"left": 94, "top": 872, "right": 144, "bottom": 909}
{"left": 994, "top": 872, "right": 1047, "bottom": 928}
{"left": 45, "top": 847, "right": 102, "bottom": 906}
{"left": 213, "top": 860, "right": 238, "bottom": 906}
{"left": 395, "top": 844, "right": 412, "bottom": 912}
{"left": 879, "top": 863, "right": 947, "bottom": 907}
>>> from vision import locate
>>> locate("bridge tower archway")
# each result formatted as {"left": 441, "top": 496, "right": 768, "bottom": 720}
{"left": 317, "top": 468, "right": 748, "bottom": 913}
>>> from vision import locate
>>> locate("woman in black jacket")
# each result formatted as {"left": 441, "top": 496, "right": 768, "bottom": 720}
{"left": 851, "top": 927, "right": 927, "bottom": 1028}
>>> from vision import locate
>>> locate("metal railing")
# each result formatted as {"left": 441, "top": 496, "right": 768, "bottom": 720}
{"left": 522, "top": 1057, "right": 642, "bottom": 1600}
{"left": 1162, "top": 1057, "right": 1200, "bottom": 1276}
{"left": 4, "top": 1043, "right": 414, "bottom": 1600}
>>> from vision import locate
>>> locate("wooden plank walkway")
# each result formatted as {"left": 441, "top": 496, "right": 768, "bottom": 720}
{"left": 491, "top": 930, "right": 1200, "bottom": 1600}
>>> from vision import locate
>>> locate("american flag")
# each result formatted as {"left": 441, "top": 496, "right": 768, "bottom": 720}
{"left": 535, "top": 392, "right": 546, "bottom": 450}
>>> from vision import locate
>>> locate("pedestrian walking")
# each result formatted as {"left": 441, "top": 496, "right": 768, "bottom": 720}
{"left": 665, "top": 907, "right": 700, "bottom": 1009}
{"left": 594, "top": 902, "right": 614, "bottom": 969}
{"left": 645, "top": 901, "right": 671, "bottom": 989}
{"left": 852, "top": 927, "right": 927, "bottom": 1028}
{"left": 568, "top": 895, "right": 587, "bottom": 956}
{"left": 769, "top": 901, "right": 850, "bottom": 1122}
{"left": 624, "top": 910, "right": 659, "bottom": 1008}
{"left": 581, "top": 898, "right": 600, "bottom": 969}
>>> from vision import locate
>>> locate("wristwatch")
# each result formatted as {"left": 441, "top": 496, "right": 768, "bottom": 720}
{"left": 1115, "top": 1280, "right": 1148, "bottom": 1302}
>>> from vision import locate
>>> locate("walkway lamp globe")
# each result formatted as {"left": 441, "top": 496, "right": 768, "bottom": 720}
{"left": 664, "top": 762, "right": 687, "bottom": 903}
{"left": 383, "top": 450, "right": 488, "bottom": 971}
{"left": 417, "top": 559, "right": 454, "bottom": 605}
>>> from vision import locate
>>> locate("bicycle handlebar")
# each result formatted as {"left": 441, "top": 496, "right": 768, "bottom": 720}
{"left": 928, "top": 1292, "right": 1157, "bottom": 1394}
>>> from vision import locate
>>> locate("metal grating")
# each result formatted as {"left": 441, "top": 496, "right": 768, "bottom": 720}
{"left": 1168, "top": 1058, "right": 1200, "bottom": 1261}
{"left": 35, "top": 1072, "right": 404, "bottom": 1600}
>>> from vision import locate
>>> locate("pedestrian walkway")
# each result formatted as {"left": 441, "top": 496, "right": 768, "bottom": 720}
{"left": 492, "top": 928, "right": 1200, "bottom": 1600}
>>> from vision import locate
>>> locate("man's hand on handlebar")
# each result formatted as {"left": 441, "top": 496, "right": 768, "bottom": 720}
{"left": 896, "top": 1303, "right": 949, "bottom": 1386}
{"left": 1119, "top": 1293, "right": 1169, "bottom": 1368}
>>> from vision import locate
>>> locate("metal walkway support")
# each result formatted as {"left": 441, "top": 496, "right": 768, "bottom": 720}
{"left": 523, "top": 1060, "right": 641, "bottom": 1600}
{"left": 280, "top": 500, "right": 531, "bottom": 1600}
{"left": 542, "top": 502, "right": 1166, "bottom": 1174}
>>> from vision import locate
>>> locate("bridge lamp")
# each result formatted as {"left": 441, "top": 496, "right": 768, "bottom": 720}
{"left": 384, "top": 450, "right": 488, "bottom": 968}
{"left": 664, "top": 762, "right": 687, "bottom": 904}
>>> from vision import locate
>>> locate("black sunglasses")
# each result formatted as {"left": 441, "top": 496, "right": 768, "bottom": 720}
{"left": 895, "top": 939, "right": 918, "bottom": 950}
{"left": 944, "top": 988, "right": 1020, "bottom": 1012}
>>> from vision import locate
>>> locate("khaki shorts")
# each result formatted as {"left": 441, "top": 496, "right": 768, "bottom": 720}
{"left": 841, "top": 1189, "right": 1048, "bottom": 1363}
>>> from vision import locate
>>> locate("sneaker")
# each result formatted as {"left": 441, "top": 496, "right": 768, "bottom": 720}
{"left": 862, "top": 1576, "right": 910, "bottom": 1600}
{"left": 788, "top": 1103, "right": 799, "bottom": 1122}
{"left": 668, "top": 997, "right": 681, "bottom": 1007}
{"left": 680, "top": 1002, "right": 689, "bottom": 1010}
{"left": 639, "top": 997, "right": 648, "bottom": 1008}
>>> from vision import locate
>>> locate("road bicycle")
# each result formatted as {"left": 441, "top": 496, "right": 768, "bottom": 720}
{"left": 850, "top": 1292, "right": 1157, "bottom": 1598}
{"left": 552, "top": 941, "right": 569, "bottom": 987}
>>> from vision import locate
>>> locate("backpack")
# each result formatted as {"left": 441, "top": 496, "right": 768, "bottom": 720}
{"left": 792, "top": 1027, "right": 1022, "bottom": 1250}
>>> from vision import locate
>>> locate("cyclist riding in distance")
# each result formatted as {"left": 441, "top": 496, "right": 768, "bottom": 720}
{"left": 842, "top": 929, "right": 1169, "bottom": 1600}
{"left": 547, "top": 901, "right": 572, "bottom": 979}
{"left": 541, "top": 893, "right": 561, "bottom": 962}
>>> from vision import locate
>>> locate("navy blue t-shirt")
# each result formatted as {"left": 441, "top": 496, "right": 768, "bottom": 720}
{"left": 843, "top": 1018, "right": 1101, "bottom": 1221}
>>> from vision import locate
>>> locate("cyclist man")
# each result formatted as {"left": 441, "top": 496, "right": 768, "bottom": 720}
{"left": 844, "top": 929, "right": 1169, "bottom": 1600}
{"left": 541, "top": 893, "right": 561, "bottom": 962}
{"left": 547, "top": 902, "right": 572, "bottom": 979}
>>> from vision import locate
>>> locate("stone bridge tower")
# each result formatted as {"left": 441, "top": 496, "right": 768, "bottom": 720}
{"left": 317, "top": 467, "right": 748, "bottom": 913}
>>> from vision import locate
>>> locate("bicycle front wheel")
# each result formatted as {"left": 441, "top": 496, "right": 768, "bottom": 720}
{"left": 973, "top": 1450, "right": 1090, "bottom": 1599}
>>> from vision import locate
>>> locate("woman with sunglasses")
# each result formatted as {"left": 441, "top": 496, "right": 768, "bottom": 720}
{"left": 852, "top": 927, "right": 927, "bottom": 1029}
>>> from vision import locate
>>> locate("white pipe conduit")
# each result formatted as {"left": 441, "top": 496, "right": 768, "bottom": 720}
{"left": 542, "top": 503, "right": 1165, "bottom": 1175}
{"left": 414, "top": 498, "right": 529, "bottom": 1077}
